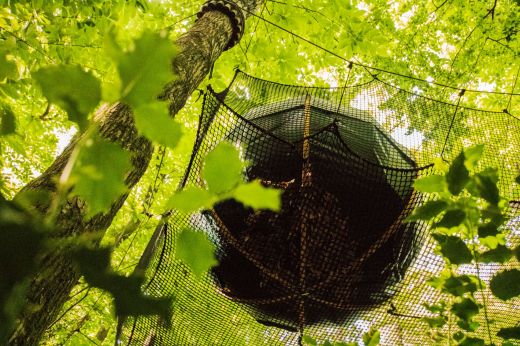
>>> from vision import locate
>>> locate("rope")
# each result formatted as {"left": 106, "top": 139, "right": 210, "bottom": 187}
{"left": 335, "top": 61, "right": 354, "bottom": 115}
{"left": 441, "top": 89, "right": 465, "bottom": 157}
{"left": 507, "top": 65, "right": 520, "bottom": 113}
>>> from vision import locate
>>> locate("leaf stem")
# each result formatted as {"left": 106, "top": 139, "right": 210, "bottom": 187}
{"left": 465, "top": 214, "right": 493, "bottom": 344}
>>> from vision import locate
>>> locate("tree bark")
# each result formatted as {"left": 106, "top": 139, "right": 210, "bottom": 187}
{"left": 9, "top": 1, "right": 263, "bottom": 344}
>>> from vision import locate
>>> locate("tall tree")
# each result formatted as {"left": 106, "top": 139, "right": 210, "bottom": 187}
{"left": 8, "top": 1, "right": 264, "bottom": 344}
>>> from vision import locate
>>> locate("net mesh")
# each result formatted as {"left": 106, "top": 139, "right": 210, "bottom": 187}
{"left": 117, "top": 71, "right": 520, "bottom": 345}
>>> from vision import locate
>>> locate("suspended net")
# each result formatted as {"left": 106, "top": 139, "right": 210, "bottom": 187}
{"left": 117, "top": 70, "right": 520, "bottom": 345}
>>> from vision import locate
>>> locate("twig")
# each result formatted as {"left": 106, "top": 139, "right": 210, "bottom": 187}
{"left": 433, "top": 0, "right": 450, "bottom": 11}
{"left": 483, "top": 0, "right": 498, "bottom": 20}
{"left": 487, "top": 36, "right": 515, "bottom": 53}
{"left": 47, "top": 288, "right": 91, "bottom": 330}
{"left": 39, "top": 102, "right": 51, "bottom": 120}
{"left": 0, "top": 26, "right": 54, "bottom": 63}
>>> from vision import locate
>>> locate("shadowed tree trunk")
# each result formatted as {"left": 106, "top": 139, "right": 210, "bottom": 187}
{"left": 9, "top": 1, "right": 263, "bottom": 344}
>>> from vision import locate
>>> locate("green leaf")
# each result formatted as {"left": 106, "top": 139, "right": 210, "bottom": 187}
{"left": 457, "top": 319, "right": 480, "bottom": 332}
{"left": 441, "top": 275, "right": 481, "bottom": 296}
{"left": 0, "top": 51, "right": 17, "bottom": 80}
{"left": 433, "top": 209, "right": 466, "bottom": 229}
{"left": 362, "top": 329, "right": 380, "bottom": 346}
{"left": 406, "top": 200, "right": 448, "bottom": 222}
{"left": 479, "top": 245, "right": 512, "bottom": 263}
{"left": 133, "top": 102, "right": 182, "bottom": 149}
{"left": 73, "top": 248, "right": 111, "bottom": 285}
{"left": 431, "top": 233, "right": 473, "bottom": 265}
{"left": 413, "top": 175, "right": 446, "bottom": 193}
{"left": 1, "top": 105, "right": 15, "bottom": 135}
{"left": 516, "top": 175, "right": 520, "bottom": 184}
{"left": 167, "top": 187, "right": 215, "bottom": 213}
{"left": 490, "top": 269, "right": 520, "bottom": 301}
{"left": 232, "top": 180, "right": 282, "bottom": 211}
{"left": 301, "top": 335, "right": 317, "bottom": 346}
{"left": 451, "top": 297, "right": 479, "bottom": 321}
{"left": 497, "top": 326, "right": 520, "bottom": 340}
{"left": 479, "top": 235, "right": 503, "bottom": 249}
{"left": 478, "top": 222, "right": 499, "bottom": 238}
{"left": 473, "top": 169, "right": 499, "bottom": 205}
{"left": 482, "top": 205, "right": 506, "bottom": 226}
{"left": 514, "top": 246, "right": 520, "bottom": 261}
{"left": 463, "top": 144, "right": 484, "bottom": 169}
{"left": 71, "top": 131, "right": 131, "bottom": 217}
{"left": 453, "top": 331, "right": 465, "bottom": 341}
{"left": 203, "top": 142, "right": 244, "bottom": 194}
{"left": 33, "top": 65, "right": 101, "bottom": 130}
{"left": 422, "top": 316, "right": 447, "bottom": 328}
{"left": 424, "top": 302, "right": 447, "bottom": 313}
{"left": 114, "top": 32, "right": 176, "bottom": 107}
{"left": 446, "top": 151, "right": 469, "bottom": 195}
{"left": 362, "top": 331, "right": 380, "bottom": 346}
{"left": 176, "top": 229, "right": 217, "bottom": 278}
{"left": 458, "top": 336, "right": 485, "bottom": 346}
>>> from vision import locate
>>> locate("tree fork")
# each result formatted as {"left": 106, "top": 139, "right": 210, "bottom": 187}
{"left": 9, "top": 1, "right": 263, "bottom": 344}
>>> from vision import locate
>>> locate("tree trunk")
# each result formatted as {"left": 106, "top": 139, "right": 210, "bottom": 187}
{"left": 9, "top": 1, "right": 263, "bottom": 344}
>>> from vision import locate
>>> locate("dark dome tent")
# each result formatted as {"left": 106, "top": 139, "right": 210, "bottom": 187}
{"left": 117, "top": 71, "right": 520, "bottom": 346}
{"left": 206, "top": 94, "right": 421, "bottom": 328}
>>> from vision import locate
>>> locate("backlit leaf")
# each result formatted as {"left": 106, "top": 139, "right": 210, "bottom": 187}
{"left": 463, "top": 144, "right": 484, "bottom": 169}
{"left": 431, "top": 233, "right": 472, "bottom": 265}
{"left": 70, "top": 131, "right": 131, "bottom": 217}
{"left": 233, "top": 180, "right": 281, "bottom": 211}
{"left": 413, "top": 175, "right": 446, "bottom": 193}
{"left": 0, "top": 51, "right": 17, "bottom": 80}
{"left": 422, "top": 316, "right": 447, "bottom": 328}
{"left": 433, "top": 209, "right": 466, "bottom": 229}
{"left": 134, "top": 102, "right": 182, "bottom": 149}
{"left": 33, "top": 65, "right": 101, "bottom": 130}
{"left": 362, "top": 329, "right": 380, "bottom": 346}
{"left": 167, "top": 186, "right": 215, "bottom": 213}
{"left": 441, "top": 275, "right": 481, "bottom": 296}
{"left": 451, "top": 297, "right": 479, "bottom": 321}
{"left": 301, "top": 335, "right": 317, "bottom": 346}
{"left": 406, "top": 200, "right": 448, "bottom": 222}
{"left": 114, "top": 32, "right": 176, "bottom": 107}
{"left": 203, "top": 142, "right": 244, "bottom": 194}
{"left": 176, "top": 229, "right": 217, "bottom": 278}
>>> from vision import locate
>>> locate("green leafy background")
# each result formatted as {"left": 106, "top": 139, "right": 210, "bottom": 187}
{"left": 1, "top": 0, "right": 519, "bottom": 344}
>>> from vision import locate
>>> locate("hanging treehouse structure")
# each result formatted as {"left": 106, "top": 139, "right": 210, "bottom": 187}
{"left": 117, "top": 70, "right": 520, "bottom": 345}
{"left": 208, "top": 93, "right": 420, "bottom": 328}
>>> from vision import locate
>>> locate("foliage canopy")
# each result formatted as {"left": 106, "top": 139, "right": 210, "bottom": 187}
{"left": 1, "top": 0, "right": 519, "bottom": 344}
